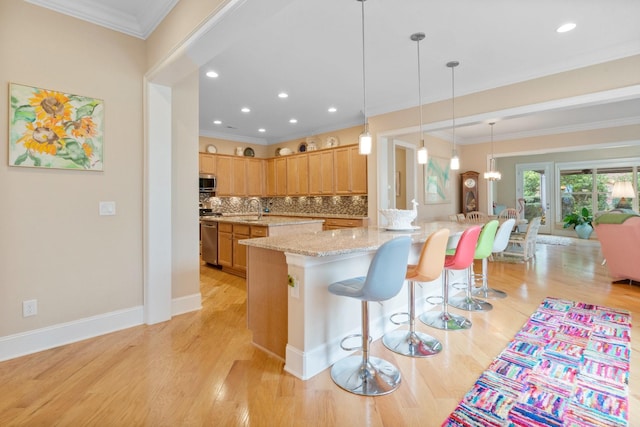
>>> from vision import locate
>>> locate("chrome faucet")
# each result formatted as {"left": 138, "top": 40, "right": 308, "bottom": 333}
{"left": 246, "top": 197, "right": 262, "bottom": 220}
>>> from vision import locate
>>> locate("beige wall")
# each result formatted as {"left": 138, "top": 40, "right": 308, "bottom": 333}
{"left": 0, "top": 0, "right": 146, "bottom": 335}
{"left": 367, "top": 55, "right": 640, "bottom": 222}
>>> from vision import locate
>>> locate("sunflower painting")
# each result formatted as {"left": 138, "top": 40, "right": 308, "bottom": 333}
{"left": 8, "top": 83, "right": 104, "bottom": 170}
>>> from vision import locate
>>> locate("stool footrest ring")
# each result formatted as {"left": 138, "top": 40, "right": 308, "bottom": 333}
{"left": 340, "top": 333, "right": 371, "bottom": 352}
{"left": 426, "top": 295, "right": 444, "bottom": 305}
{"left": 389, "top": 312, "right": 409, "bottom": 326}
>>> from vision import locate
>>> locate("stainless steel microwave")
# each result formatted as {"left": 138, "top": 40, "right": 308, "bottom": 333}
{"left": 199, "top": 174, "right": 217, "bottom": 192}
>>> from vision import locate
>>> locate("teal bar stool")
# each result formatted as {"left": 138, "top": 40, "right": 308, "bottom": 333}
{"left": 472, "top": 218, "right": 515, "bottom": 299}
{"left": 383, "top": 228, "right": 450, "bottom": 357}
{"left": 328, "top": 236, "right": 412, "bottom": 396}
{"left": 449, "top": 220, "right": 499, "bottom": 311}
{"left": 420, "top": 226, "right": 481, "bottom": 330}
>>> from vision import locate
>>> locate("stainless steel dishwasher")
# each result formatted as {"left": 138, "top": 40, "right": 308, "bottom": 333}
{"left": 201, "top": 220, "right": 218, "bottom": 265}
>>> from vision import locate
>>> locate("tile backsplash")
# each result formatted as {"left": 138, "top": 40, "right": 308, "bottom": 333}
{"left": 201, "top": 195, "right": 368, "bottom": 217}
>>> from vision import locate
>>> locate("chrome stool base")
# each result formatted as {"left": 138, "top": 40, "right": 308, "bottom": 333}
{"left": 382, "top": 330, "right": 442, "bottom": 357}
{"left": 471, "top": 287, "right": 507, "bottom": 299}
{"left": 420, "top": 310, "right": 471, "bottom": 330}
{"left": 448, "top": 295, "right": 493, "bottom": 311}
{"left": 330, "top": 355, "right": 401, "bottom": 396}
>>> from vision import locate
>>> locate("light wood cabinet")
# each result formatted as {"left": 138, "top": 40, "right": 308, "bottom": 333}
{"left": 218, "top": 222, "right": 263, "bottom": 277}
{"left": 324, "top": 217, "right": 368, "bottom": 230}
{"left": 232, "top": 224, "right": 250, "bottom": 272}
{"left": 216, "top": 156, "right": 233, "bottom": 196}
{"left": 334, "top": 146, "right": 367, "bottom": 194}
{"left": 286, "top": 154, "right": 308, "bottom": 195}
{"left": 266, "top": 158, "right": 287, "bottom": 196}
{"left": 199, "top": 153, "right": 216, "bottom": 174}
{"left": 217, "top": 222, "right": 233, "bottom": 267}
{"left": 246, "top": 158, "right": 264, "bottom": 196}
{"left": 308, "top": 150, "right": 334, "bottom": 195}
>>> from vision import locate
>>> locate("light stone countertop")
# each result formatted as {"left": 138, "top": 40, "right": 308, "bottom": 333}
{"left": 200, "top": 215, "right": 324, "bottom": 227}
{"left": 240, "top": 220, "right": 471, "bottom": 257}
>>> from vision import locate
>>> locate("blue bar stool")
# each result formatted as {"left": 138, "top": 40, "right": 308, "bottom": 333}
{"left": 382, "top": 228, "right": 450, "bottom": 357}
{"left": 328, "top": 236, "right": 412, "bottom": 396}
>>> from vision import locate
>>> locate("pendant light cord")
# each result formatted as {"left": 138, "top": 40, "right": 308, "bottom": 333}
{"left": 416, "top": 38, "right": 423, "bottom": 147}
{"left": 451, "top": 66, "right": 455, "bottom": 151}
{"left": 361, "top": 0, "right": 367, "bottom": 131}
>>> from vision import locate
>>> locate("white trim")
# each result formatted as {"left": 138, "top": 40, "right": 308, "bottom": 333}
{"left": 0, "top": 307, "right": 144, "bottom": 362}
{"left": 171, "top": 293, "right": 202, "bottom": 316}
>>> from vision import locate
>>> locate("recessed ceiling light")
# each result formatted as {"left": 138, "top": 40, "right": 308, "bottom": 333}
{"left": 213, "top": 120, "right": 222, "bottom": 125}
{"left": 556, "top": 22, "right": 576, "bottom": 33}
{"left": 206, "top": 70, "right": 219, "bottom": 78}
{"left": 241, "top": 107, "right": 251, "bottom": 113}
{"left": 258, "top": 128, "right": 266, "bottom": 132}
{"left": 289, "top": 118, "right": 297, "bottom": 124}
{"left": 278, "top": 92, "right": 288, "bottom": 99}
{"left": 328, "top": 107, "right": 337, "bottom": 113}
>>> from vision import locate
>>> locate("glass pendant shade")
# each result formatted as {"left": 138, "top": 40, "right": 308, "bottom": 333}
{"left": 359, "top": 130, "right": 372, "bottom": 155}
{"left": 450, "top": 153, "right": 460, "bottom": 170}
{"left": 484, "top": 122, "right": 501, "bottom": 181}
{"left": 417, "top": 146, "right": 428, "bottom": 164}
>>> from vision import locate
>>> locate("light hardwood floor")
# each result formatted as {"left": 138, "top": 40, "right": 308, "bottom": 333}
{"left": 1, "top": 239, "right": 639, "bottom": 426}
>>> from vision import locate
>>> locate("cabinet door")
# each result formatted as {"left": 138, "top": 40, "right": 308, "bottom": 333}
{"left": 286, "top": 155, "right": 309, "bottom": 195}
{"left": 218, "top": 231, "right": 233, "bottom": 267}
{"left": 275, "top": 157, "right": 287, "bottom": 196}
{"left": 350, "top": 146, "right": 367, "bottom": 194}
{"left": 266, "top": 159, "right": 277, "bottom": 196}
{"left": 308, "top": 151, "right": 334, "bottom": 194}
{"left": 232, "top": 157, "right": 247, "bottom": 196}
{"left": 334, "top": 147, "right": 350, "bottom": 194}
{"left": 246, "top": 158, "right": 264, "bottom": 196}
{"left": 199, "top": 153, "right": 216, "bottom": 174}
{"left": 233, "top": 237, "right": 247, "bottom": 271}
{"left": 216, "top": 156, "right": 233, "bottom": 196}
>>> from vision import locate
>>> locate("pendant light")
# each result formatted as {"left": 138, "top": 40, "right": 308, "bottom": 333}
{"left": 484, "top": 122, "right": 502, "bottom": 181}
{"left": 357, "top": 0, "right": 371, "bottom": 155}
{"left": 411, "top": 32, "right": 427, "bottom": 165}
{"left": 447, "top": 61, "right": 460, "bottom": 170}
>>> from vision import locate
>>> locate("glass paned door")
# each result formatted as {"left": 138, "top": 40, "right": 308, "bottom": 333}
{"left": 516, "top": 163, "right": 552, "bottom": 234}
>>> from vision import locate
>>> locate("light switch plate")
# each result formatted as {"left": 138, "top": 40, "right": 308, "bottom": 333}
{"left": 99, "top": 201, "right": 116, "bottom": 216}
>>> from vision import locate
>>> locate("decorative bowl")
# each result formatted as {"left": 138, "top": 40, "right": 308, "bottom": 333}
{"left": 379, "top": 208, "right": 417, "bottom": 230}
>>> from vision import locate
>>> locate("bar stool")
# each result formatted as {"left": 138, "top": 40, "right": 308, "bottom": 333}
{"left": 328, "top": 236, "right": 412, "bottom": 396}
{"left": 420, "top": 226, "right": 481, "bottom": 330}
{"left": 382, "top": 228, "right": 450, "bottom": 357}
{"left": 449, "top": 220, "right": 498, "bottom": 311}
{"left": 472, "top": 218, "right": 515, "bottom": 299}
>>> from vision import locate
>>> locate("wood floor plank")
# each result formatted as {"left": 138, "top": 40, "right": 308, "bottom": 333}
{"left": 1, "top": 238, "right": 639, "bottom": 426}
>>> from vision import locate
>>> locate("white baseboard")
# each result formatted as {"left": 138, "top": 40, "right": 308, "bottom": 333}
{"left": 0, "top": 306, "right": 144, "bottom": 362}
{"left": 171, "top": 293, "right": 202, "bottom": 316}
{"left": 0, "top": 293, "right": 202, "bottom": 362}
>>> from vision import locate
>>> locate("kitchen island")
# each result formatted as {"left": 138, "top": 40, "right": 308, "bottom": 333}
{"left": 241, "top": 220, "right": 470, "bottom": 380}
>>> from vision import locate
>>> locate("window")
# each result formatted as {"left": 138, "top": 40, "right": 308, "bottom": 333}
{"left": 557, "top": 159, "right": 639, "bottom": 220}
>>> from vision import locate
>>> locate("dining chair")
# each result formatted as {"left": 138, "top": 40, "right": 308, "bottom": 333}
{"left": 502, "top": 217, "right": 542, "bottom": 261}
{"left": 497, "top": 208, "right": 518, "bottom": 222}
{"left": 465, "top": 211, "right": 487, "bottom": 224}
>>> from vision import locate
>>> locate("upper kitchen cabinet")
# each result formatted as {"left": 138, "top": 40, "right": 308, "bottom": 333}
{"left": 266, "top": 158, "right": 287, "bottom": 197}
{"left": 334, "top": 145, "right": 367, "bottom": 194}
{"left": 199, "top": 153, "right": 216, "bottom": 174}
{"left": 216, "top": 155, "right": 264, "bottom": 197}
{"left": 286, "top": 154, "right": 308, "bottom": 196}
{"left": 246, "top": 158, "right": 264, "bottom": 196}
{"left": 308, "top": 150, "right": 334, "bottom": 195}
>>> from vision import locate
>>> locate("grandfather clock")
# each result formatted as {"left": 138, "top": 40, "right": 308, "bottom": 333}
{"left": 460, "top": 171, "right": 479, "bottom": 215}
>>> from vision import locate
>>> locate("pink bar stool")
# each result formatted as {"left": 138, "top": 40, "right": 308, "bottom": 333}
{"left": 419, "top": 226, "right": 481, "bottom": 331}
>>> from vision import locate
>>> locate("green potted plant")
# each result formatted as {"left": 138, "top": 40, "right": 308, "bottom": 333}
{"left": 563, "top": 207, "right": 594, "bottom": 239}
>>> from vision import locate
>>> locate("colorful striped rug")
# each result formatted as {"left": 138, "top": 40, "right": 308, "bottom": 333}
{"left": 443, "top": 297, "right": 631, "bottom": 426}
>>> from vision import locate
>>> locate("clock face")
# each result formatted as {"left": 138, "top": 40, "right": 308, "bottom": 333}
{"left": 464, "top": 178, "right": 476, "bottom": 188}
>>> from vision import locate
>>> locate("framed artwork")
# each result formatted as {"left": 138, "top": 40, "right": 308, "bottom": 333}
{"left": 424, "top": 156, "right": 451, "bottom": 204}
{"left": 8, "top": 82, "right": 104, "bottom": 170}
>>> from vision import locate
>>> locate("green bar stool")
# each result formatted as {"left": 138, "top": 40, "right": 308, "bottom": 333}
{"left": 472, "top": 218, "right": 515, "bottom": 299}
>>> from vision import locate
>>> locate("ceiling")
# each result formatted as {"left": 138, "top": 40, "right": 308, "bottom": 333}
{"left": 28, "top": 0, "right": 640, "bottom": 146}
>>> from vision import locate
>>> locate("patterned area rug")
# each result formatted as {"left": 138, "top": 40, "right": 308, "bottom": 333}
{"left": 537, "top": 235, "right": 573, "bottom": 246}
{"left": 443, "top": 297, "right": 631, "bottom": 426}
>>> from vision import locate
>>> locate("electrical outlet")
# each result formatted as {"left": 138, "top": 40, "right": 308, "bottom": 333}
{"left": 99, "top": 201, "right": 116, "bottom": 216}
{"left": 23, "top": 299, "right": 37, "bottom": 317}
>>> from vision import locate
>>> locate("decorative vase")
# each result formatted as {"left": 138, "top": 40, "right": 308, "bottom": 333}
{"left": 575, "top": 223, "right": 593, "bottom": 239}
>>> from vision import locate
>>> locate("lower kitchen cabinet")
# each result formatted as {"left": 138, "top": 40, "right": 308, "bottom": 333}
{"left": 323, "top": 217, "right": 368, "bottom": 230}
{"left": 218, "top": 223, "right": 270, "bottom": 277}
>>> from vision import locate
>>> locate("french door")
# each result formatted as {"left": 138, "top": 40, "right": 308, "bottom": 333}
{"left": 515, "top": 162, "right": 553, "bottom": 234}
